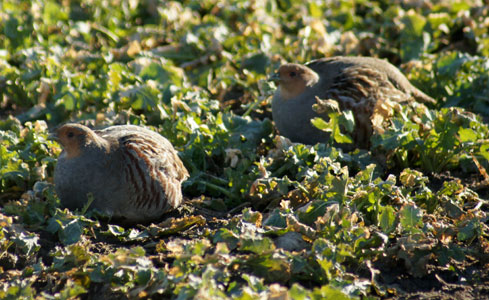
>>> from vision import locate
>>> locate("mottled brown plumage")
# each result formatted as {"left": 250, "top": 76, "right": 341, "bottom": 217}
{"left": 270, "top": 56, "right": 435, "bottom": 148}
{"left": 52, "top": 123, "right": 188, "bottom": 223}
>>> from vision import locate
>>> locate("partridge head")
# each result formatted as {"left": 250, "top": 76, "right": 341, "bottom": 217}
{"left": 269, "top": 64, "right": 319, "bottom": 100}
{"left": 53, "top": 124, "right": 109, "bottom": 158}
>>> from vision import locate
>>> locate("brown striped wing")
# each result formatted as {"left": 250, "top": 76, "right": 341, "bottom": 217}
{"left": 95, "top": 125, "right": 188, "bottom": 219}
{"left": 325, "top": 65, "right": 411, "bottom": 147}
{"left": 118, "top": 132, "right": 187, "bottom": 212}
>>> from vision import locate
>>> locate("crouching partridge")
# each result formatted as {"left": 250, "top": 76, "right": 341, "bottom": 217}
{"left": 52, "top": 123, "right": 189, "bottom": 223}
{"left": 270, "top": 56, "right": 435, "bottom": 148}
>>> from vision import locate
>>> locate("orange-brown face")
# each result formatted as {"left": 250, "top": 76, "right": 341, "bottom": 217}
{"left": 276, "top": 64, "right": 310, "bottom": 84}
{"left": 53, "top": 124, "right": 92, "bottom": 158}
{"left": 271, "top": 64, "right": 319, "bottom": 100}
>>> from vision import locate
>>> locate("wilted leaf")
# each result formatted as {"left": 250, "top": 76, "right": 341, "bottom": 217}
{"left": 150, "top": 215, "right": 206, "bottom": 236}
{"left": 12, "top": 231, "right": 40, "bottom": 256}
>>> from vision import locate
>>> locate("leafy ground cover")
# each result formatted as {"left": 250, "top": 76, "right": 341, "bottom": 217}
{"left": 1, "top": 0, "right": 489, "bottom": 299}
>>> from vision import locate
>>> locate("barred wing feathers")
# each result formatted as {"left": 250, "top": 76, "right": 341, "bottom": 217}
{"left": 98, "top": 126, "right": 188, "bottom": 216}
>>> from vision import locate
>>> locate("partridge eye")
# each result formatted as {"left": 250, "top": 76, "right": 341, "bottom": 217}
{"left": 289, "top": 71, "right": 297, "bottom": 77}
{"left": 67, "top": 132, "right": 75, "bottom": 138}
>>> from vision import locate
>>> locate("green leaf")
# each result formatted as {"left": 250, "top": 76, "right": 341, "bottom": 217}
{"left": 399, "top": 204, "right": 423, "bottom": 232}
{"left": 379, "top": 206, "right": 396, "bottom": 233}
{"left": 314, "top": 284, "right": 354, "bottom": 300}
{"left": 458, "top": 127, "right": 478, "bottom": 143}
{"left": 58, "top": 219, "right": 83, "bottom": 245}
{"left": 213, "top": 228, "right": 240, "bottom": 250}
{"left": 480, "top": 144, "right": 489, "bottom": 161}
{"left": 108, "top": 224, "right": 126, "bottom": 236}
{"left": 245, "top": 253, "right": 291, "bottom": 283}
{"left": 239, "top": 236, "right": 275, "bottom": 254}
{"left": 136, "top": 269, "right": 152, "bottom": 286}
{"left": 311, "top": 117, "right": 330, "bottom": 131}
{"left": 340, "top": 110, "right": 355, "bottom": 133}
{"left": 311, "top": 112, "right": 353, "bottom": 144}
{"left": 4, "top": 16, "right": 20, "bottom": 40}
{"left": 43, "top": 1, "right": 68, "bottom": 25}
{"left": 139, "top": 62, "right": 183, "bottom": 87}
{"left": 241, "top": 53, "right": 270, "bottom": 74}
{"left": 457, "top": 218, "right": 480, "bottom": 242}
{"left": 57, "top": 280, "right": 87, "bottom": 299}
{"left": 263, "top": 208, "right": 288, "bottom": 228}
{"left": 400, "top": 10, "right": 428, "bottom": 61}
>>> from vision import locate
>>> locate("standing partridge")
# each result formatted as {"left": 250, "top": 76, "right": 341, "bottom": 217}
{"left": 52, "top": 123, "right": 189, "bottom": 223}
{"left": 269, "top": 56, "right": 435, "bottom": 148}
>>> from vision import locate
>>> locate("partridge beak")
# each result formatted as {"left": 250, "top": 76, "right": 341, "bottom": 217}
{"left": 268, "top": 72, "right": 281, "bottom": 82}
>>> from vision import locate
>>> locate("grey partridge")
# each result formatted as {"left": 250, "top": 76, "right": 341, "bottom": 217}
{"left": 270, "top": 56, "right": 435, "bottom": 148}
{"left": 52, "top": 123, "right": 189, "bottom": 223}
